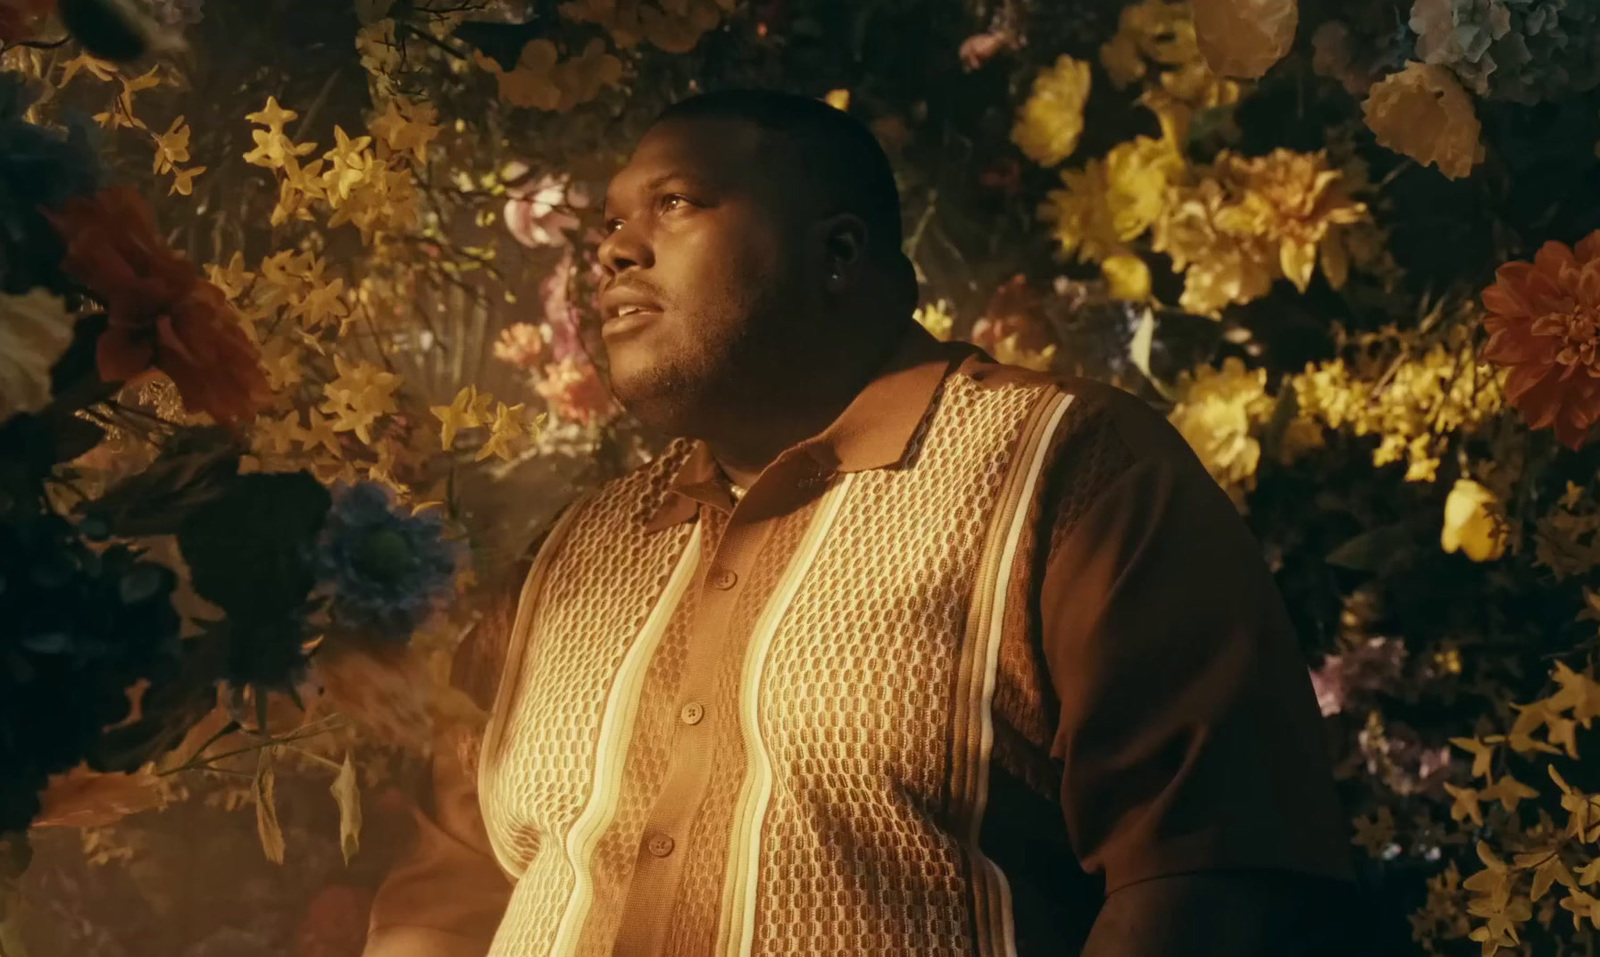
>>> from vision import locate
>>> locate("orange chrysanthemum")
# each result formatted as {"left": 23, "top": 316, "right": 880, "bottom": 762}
{"left": 45, "top": 186, "right": 270, "bottom": 426}
{"left": 1481, "top": 232, "right": 1600, "bottom": 449}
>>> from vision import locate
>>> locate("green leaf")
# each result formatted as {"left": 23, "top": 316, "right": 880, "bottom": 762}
{"left": 1259, "top": 378, "right": 1300, "bottom": 464}
{"left": 330, "top": 752, "right": 363, "bottom": 865}
{"left": 253, "top": 750, "right": 286, "bottom": 865}
{"left": 1128, "top": 305, "right": 1155, "bottom": 382}
{"left": 1325, "top": 525, "right": 1414, "bottom": 572}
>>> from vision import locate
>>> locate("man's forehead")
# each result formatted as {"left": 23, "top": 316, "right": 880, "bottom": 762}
{"left": 605, "top": 118, "right": 775, "bottom": 207}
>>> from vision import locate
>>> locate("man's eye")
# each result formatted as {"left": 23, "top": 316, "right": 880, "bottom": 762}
{"left": 660, "top": 194, "right": 691, "bottom": 212}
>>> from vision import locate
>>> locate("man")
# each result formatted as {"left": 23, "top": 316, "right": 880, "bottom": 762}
{"left": 363, "top": 89, "right": 1356, "bottom": 957}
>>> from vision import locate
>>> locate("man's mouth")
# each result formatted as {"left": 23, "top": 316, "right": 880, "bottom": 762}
{"left": 602, "top": 305, "right": 660, "bottom": 336}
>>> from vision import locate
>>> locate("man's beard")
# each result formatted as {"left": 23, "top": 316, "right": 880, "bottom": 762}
{"left": 610, "top": 301, "right": 793, "bottom": 440}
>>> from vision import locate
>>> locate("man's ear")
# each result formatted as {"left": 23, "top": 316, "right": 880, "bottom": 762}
{"left": 818, "top": 213, "right": 869, "bottom": 293}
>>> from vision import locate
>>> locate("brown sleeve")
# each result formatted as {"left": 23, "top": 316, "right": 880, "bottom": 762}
{"left": 363, "top": 515, "right": 562, "bottom": 956}
{"left": 1038, "top": 387, "right": 1352, "bottom": 895}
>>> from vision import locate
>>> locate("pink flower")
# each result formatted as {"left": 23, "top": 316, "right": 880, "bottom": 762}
{"left": 535, "top": 356, "right": 616, "bottom": 427}
{"left": 492, "top": 322, "right": 546, "bottom": 370}
{"left": 503, "top": 169, "right": 590, "bottom": 249}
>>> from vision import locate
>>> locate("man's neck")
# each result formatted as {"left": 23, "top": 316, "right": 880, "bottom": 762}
{"left": 702, "top": 322, "right": 907, "bottom": 490}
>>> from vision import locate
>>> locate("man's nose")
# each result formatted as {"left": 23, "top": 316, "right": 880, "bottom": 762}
{"left": 598, "top": 223, "right": 653, "bottom": 277}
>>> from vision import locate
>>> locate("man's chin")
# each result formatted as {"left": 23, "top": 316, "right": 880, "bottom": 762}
{"left": 609, "top": 371, "right": 706, "bottom": 438}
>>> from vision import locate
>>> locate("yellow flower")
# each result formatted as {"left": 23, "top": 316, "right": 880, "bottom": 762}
{"left": 913, "top": 299, "right": 955, "bottom": 341}
{"left": 1212, "top": 148, "right": 1368, "bottom": 291}
{"left": 1167, "top": 357, "right": 1274, "bottom": 504}
{"left": 1103, "top": 131, "right": 1187, "bottom": 240}
{"left": 1152, "top": 179, "right": 1276, "bottom": 315}
{"left": 1039, "top": 126, "right": 1185, "bottom": 265}
{"left": 1362, "top": 62, "right": 1484, "bottom": 180}
{"left": 1102, "top": 254, "right": 1153, "bottom": 300}
{"left": 245, "top": 96, "right": 298, "bottom": 134}
{"left": 1442, "top": 478, "right": 1508, "bottom": 562}
{"left": 321, "top": 126, "right": 374, "bottom": 203}
{"left": 168, "top": 166, "right": 205, "bottom": 196}
{"left": 991, "top": 334, "right": 1057, "bottom": 372}
{"left": 319, "top": 355, "right": 401, "bottom": 444}
{"left": 430, "top": 385, "right": 495, "bottom": 449}
{"left": 1099, "top": 0, "right": 1242, "bottom": 107}
{"left": 1038, "top": 159, "right": 1125, "bottom": 263}
{"left": 824, "top": 88, "right": 850, "bottom": 111}
{"left": 1191, "top": 0, "right": 1298, "bottom": 80}
{"left": 477, "top": 401, "right": 529, "bottom": 462}
{"left": 0, "top": 289, "right": 76, "bottom": 424}
{"left": 1011, "top": 54, "right": 1092, "bottom": 167}
{"left": 152, "top": 115, "right": 191, "bottom": 175}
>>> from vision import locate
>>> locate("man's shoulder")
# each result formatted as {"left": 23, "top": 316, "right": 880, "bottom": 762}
{"left": 952, "top": 356, "right": 1196, "bottom": 475}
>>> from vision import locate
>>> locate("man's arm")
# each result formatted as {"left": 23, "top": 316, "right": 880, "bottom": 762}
{"left": 362, "top": 537, "right": 546, "bottom": 957}
{"left": 1082, "top": 871, "right": 1369, "bottom": 957}
{"left": 1038, "top": 389, "right": 1354, "bottom": 956}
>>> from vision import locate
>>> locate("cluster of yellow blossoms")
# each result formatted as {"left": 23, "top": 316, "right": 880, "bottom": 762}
{"left": 1290, "top": 323, "right": 1507, "bottom": 483}
{"left": 1014, "top": 0, "right": 1374, "bottom": 317}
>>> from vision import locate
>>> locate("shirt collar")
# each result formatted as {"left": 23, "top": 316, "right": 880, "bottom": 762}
{"left": 644, "top": 321, "right": 978, "bottom": 532}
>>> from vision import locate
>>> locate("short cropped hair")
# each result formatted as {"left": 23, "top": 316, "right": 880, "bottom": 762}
{"left": 652, "top": 89, "right": 906, "bottom": 263}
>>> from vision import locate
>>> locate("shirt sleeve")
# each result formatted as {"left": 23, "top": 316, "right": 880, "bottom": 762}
{"left": 1038, "top": 388, "right": 1353, "bottom": 895}
{"left": 362, "top": 529, "right": 550, "bottom": 956}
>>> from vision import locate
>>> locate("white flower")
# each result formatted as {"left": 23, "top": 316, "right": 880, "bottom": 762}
{"left": 0, "top": 289, "right": 76, "bottom": 424}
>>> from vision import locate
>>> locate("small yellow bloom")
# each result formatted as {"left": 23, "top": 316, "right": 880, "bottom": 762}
{"left": 477, "top": 401, "right": 528, "bottom": 462}
{"left": 1011, "top": 55, "right": 1092, "bottom": 167}
{"left": 1101, "top": 254, "right": 1152, "bottom": 300}
{"left": 1441, "top": 478, "right": 1508, "bottom": 562}
{"left": 824, "top": 89, "right": 850, "bottom": 111}
{"left": 913, "top": 299, "right": 956, "bottom": 341}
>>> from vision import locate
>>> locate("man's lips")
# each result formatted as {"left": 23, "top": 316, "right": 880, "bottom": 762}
{"left": 601, "top": 306, "right": 661, "bottom": 337}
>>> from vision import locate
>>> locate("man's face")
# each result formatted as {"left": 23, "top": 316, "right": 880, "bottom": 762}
{"left": 596, "top": 117, "right": 813, "bottom": 436}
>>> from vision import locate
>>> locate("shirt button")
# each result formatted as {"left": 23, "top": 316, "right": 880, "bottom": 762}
{"left": 710, "top": 568, "right": 738, "bottom": 590}
{"left": 646, "top": 834, "right": 675, "bottom": 858}
{"left": 680, "top": 701, "right": 704, "bottom": 725}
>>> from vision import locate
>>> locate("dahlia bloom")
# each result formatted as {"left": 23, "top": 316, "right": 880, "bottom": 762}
{"left": 1480, "top": 232, "right": 1600, "bottom": 448}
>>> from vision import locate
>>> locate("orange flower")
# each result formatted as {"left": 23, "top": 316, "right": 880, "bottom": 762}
{"left": 45, "top": 186, "right": 270, "bottom": 425}
{"left": 1481, "top": 232, "right": 1600, "bottom": 449}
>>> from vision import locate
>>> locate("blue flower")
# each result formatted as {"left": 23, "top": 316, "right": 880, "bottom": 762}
{"left": 313, "top": 482, "right": 464, "bottom": 643}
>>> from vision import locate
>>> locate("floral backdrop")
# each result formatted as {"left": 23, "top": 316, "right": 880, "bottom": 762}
{"left": 2, "top": 0, "right": 1599, "bottom": 954}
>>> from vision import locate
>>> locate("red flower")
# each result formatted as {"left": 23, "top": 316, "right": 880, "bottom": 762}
{"left": 0, "top": 0, "right": 55, "bottom": 43}
{"left": 1481, "top": 232, "right": 1600, "bottom": 449}
{"left": 45, "top": 186, "right": 270, "bottom": 425}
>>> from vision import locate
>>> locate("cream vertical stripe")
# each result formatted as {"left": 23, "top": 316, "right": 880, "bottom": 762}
{"left": 546, "top": 523, "right": 704, "bottom": 955}
{"left": 479, "top": 490, "right": 599, "bottom": 878}
{"left": 717, "top": 476, "right": 859, "bottom": 957}
{"left": 970, "top": 392, "right": 1074, "bottom": 957}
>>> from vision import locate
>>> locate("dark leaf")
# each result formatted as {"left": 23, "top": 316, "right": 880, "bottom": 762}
{"left": 83, "top": 428, "right": 242, "bottom": 538}
{"left": 177, "top": 471, "right": 331, "bottom": 618}
{"left": 57, "top": 0, "right": 160, "bottom": 61}
{"left": 1325, "top": 524, "right": 1415, "bottom": 573}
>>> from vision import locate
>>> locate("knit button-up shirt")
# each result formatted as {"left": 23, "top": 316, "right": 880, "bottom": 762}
{"left": 363, "top": 321, "right": 1350, "bottom": 957}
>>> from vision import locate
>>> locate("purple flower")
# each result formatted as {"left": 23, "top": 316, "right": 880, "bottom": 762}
{"left": 312, "top": 482, "right": 463, "bottom": 642}
{"left": 1309, "top": 637, "right": 1408, "bottom": 717}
